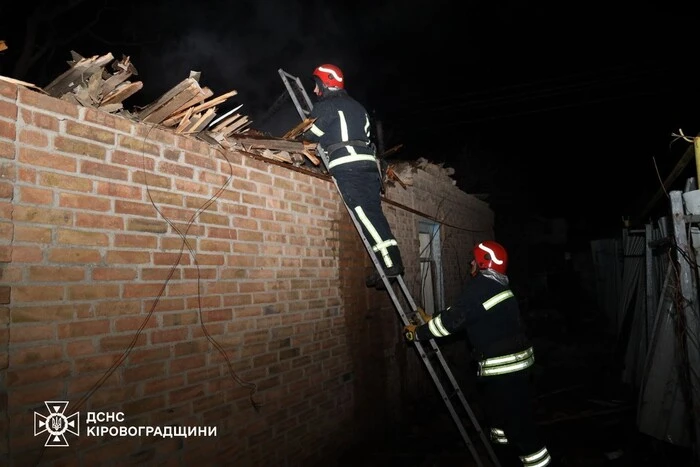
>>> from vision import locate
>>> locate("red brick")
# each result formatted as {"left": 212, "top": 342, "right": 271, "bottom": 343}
{"left": 132, "top": 170, "right": 171, "bottom": 189}
{"left": 0, "top": 80, "right": 17, "bottom": 98}
{"left": 18, "top": 128, "right": 49, "bottom": 147}
{"left": 92, "top": 267, "right": 137, "bottom": 281}
{"left": 12, "top": 285, "right": 63, "bottom": 302}
{"left": 58, "top": 192, "right": 111, "bottom": 211}
{"left": 99, "top": 333, "right": 148, "bottom": 351}
{"left": 114, "top": 234, "right": 158, "bottom": 250}
{"left": 67, "top": 284, "right": 120, "bottom": 300}
{"left": 57, "top": 319, "right": 111, "bottom": 338}
{"left": 23, "top": 109, "right": 60, "bottom": 131}
{"left": 94, "top": 300, "right": 141, "bottom": 316}
{"left": 96, "top": 181, "right": 142, "bottom": 199}
{"left": 80, "top": 160, "right": 129, "bottom": 180}
{"left": 17, "top": 185, "right": 52, "bottom": 204}
{"left": 48, "top": 247, "right": 101, "bottom": 263}
{"left": 160, "top": 311, "right": 197, "bottom": 327}
{"left": 113, "top": 315, "right": 157, "bottom": 332}
{"left": 106, "top": 250, "right": 150, "bottom": 264}
{"left": 0, "top": 182, "right": 15, "bottom": 199}
{"left": 112, "top": 149, "right": 155, "bottom": 169}
{"left": 123, "top": 283, "right": 163, "bottom": 298}
{"left": 39, "top": 172, "right": 93, "bottom": 192}
{"left": 10, "top": 245, "right": 42, "bottom": 263}
{"left": 83, "top": 107, "right": 132, "bottom": 132}
{"left": 158, "top": 160, "right": 194, "bottom": 178}
{"left": 12, "top": 343, "right": 63, "bottom": 365}
{"left": 56, "top": 228, "right": 109, "bottom": 246}
{"left": 18, "top": 146, "right": 77, "bottom": 172}
{"left": 118, "top": 134, "right": 160, "bottom": 155}
{"left": 0, "top": 139, "right": 15, "bottom": 159}
{"left": 7, "top": 361, "right": 71, "bottom": 385}
{"left": 75, "top": 212, "right": 124, "bottom": 230}
{"left": 18, "top": 88, "right": 79, "bottom": 118}
{"left": 0, "top": 119, "right": 15, "bottom": 139}
{"left": 55, "top": 135, "right": 107, "bottom": 159}
{"left": 115, "top": 200, "right": 158, "bottom": 217}
{"left": 65, "top": 120, "right": 115, "bottom": 144}
{"left": 29, "top": 266, "right": 84, "bottom": 282}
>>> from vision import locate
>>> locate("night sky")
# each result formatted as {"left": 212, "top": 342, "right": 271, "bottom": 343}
{"left": 2, "top": 0, "right": 700, "bottom": 242}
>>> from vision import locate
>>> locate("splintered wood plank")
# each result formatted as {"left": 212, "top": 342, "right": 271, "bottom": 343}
{"left": 175, "top": 107, "right": 195, "bottom": 133}
{"left": 380, "top": 144, "right": 403, "bottom": 159}
{"left": 98, "top": 103, "right": 123, "bottom": 113}
{"left": 102, "top": 69, "right": 133, "bottom": 96}
{"left": 183, "top": 108, "right": 217, "bottom": 134}
{"left": 228, "top": 135, "right": 305, "bottom": 152}
{"left": 86, "top": 69, "right": 103, "bottom": 104}
{"left": 282, "top": 118, "right": 315, "bottom": 140}
{"left": 100, "top": 81, "right": 143, "bottom": 106}
{"left": 221, "top": 117, "right": 250, "bottom": 136}
{"left": 139, "top": 78, "right": 202, "bottom": 123}
{"left": 138, "top": 77, "right": 199, "bottom": 120}
{"left": 163, "top": 89, "right": 238, "bottom": 124}
{"left": 44, "top": 52, "right": 114, "bottom": 97}
{"left": 0, "top": 75, "right": 46, "bottom": 93}
{"left": 302, "top": 141, "right": 320, "bottom": 166}
{"left": 211, "top": 113, "right": 242, "bottom": 133}
{"left": 169, "top": 87, "right": 214, "bottom": 117}
{"left": 73, "top": 86, "right": 94, "bottom": 107}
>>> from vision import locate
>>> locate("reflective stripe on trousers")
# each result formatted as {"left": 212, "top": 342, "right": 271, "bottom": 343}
{"left": 478, "top": 346, "right": 535, "bottom": 376}
{"left": 354, "top": 205, "right": 395, "bottom": 268}
{"left": 520, "top": 446, "right": 552, "bottom": 467}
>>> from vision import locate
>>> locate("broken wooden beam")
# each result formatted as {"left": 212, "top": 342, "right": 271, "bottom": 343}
{"left": 100, "top": 81, "right": 143, "bottom": 107}
{"left": 44, "top": 52, "right": 115, "bottom": 98}
{"left": 228, "top": 135, "right": 306, "bottom": 152}
{"left": 138, "top": 77, "right": 202, "bottom": 124}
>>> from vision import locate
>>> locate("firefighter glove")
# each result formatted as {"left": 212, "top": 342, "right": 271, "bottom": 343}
{"left": 404, "top": 324, "right": 418, "bottom": 342}
{"left": 416, "top": 307, "right": 431, "bottom": 323}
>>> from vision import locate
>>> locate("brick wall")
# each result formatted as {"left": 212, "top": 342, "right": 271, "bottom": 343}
{"left": 0, "top": 79, "right": 493, "bottom": 466}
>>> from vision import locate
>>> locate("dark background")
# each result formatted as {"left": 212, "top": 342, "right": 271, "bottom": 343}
{"left": 2, "top": 0, "right": 700, "bottom": 243}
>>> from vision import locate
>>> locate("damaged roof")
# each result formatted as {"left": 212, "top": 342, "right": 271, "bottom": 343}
{"left": 1, "top": 50, "right": 460, "bottom": 189}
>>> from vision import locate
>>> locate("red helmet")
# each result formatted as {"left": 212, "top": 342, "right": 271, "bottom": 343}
{"left": 313, "top": 64, "right": 344, "bottom": 89}
{"left": 473, "top": 241, "right": 508, "bottom": 274}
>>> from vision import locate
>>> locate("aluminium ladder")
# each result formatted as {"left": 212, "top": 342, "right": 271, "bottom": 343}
{"left": 278, "top": 69, "right": 501, "bottom": 467}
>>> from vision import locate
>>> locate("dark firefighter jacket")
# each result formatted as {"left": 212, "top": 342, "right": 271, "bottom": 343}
{"left": 303, "top": 89, "right": 377, "bottom": 173}
{"left": 415, "top": 271, "right": 533, "bottom": 376}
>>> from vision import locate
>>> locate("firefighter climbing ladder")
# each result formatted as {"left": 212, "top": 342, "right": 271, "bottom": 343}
{"left": 278, "top": 69, "right": 501, "bottom": 467}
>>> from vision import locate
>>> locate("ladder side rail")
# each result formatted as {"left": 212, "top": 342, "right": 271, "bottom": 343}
{"left": 424, "top": 337, "right": 501, "bottom": 466}
{"left": 413, "top": 339, "right": 485, "bottom": 466}
{"left": 278, "top": 68, "right": 310, "bottom": 121}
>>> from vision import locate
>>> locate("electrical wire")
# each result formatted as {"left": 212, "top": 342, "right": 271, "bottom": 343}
{"left": 32, "top": 124, "right": 261, "bottom": 466}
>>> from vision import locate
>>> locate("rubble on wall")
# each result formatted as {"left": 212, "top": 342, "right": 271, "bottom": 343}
{"left": 1, "top": 50, "right": 459, "bottom": 188}
{"left": 387, "top": 157, "right": 458, "bottom": 188}
{"left": 1, "top": 50, "right": 320, "bottom": 169}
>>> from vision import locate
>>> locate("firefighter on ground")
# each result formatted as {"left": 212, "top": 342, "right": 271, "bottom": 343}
{"left": 404, "top": 241, "right": 552, "bottom": 467}
{"left": 302, "top": 63, "right": 404, "bottom": 282}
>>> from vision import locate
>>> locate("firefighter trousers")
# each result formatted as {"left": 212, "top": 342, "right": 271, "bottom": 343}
{"left": 478, "top": 369, "right": 550, "bottom": 466}
{"left": 331, "top": 165, "right": 404, "bottom": 273}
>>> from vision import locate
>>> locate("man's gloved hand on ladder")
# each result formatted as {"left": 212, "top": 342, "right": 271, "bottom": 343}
{"left": 404, "top": 323, "right": 418, "bottom": 342}
{"left": 415, "top": 307, "right": 432, "bottom": 324}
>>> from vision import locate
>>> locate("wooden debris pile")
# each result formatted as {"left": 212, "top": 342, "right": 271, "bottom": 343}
{"left": 8, "top": 50, "right": 391, "bottom": 171}
{"left": 44, "top": 51, "right": 142, "bottom": 113}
